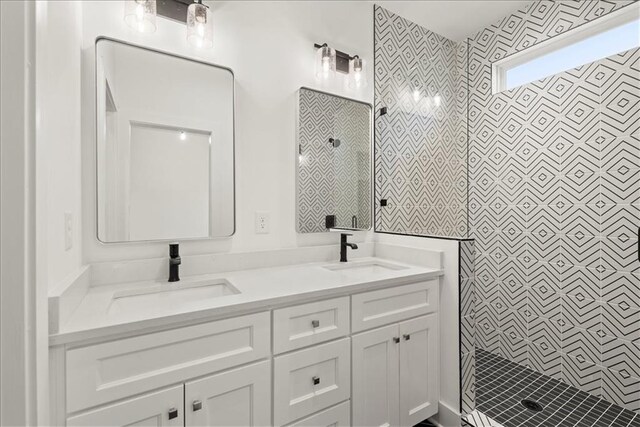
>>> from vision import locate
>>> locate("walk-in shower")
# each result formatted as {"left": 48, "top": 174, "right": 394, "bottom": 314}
{"left": 374, "top": 1, "right": 640, "bottom": 426}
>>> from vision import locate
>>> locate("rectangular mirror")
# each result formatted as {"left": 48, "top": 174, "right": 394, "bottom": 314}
{"left": 96, "top": 38, "right": 234, "bottom": 242}
{"left": 296, "top": 88, "right": 372, "bottom": 233}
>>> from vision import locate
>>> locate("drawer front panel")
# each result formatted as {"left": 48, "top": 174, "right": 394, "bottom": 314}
{"left": 273, "top": 297, "right": 349, "bottom": 354}
{"left": 273, "top": 338, "right": 351, "bottom": 426}
{"left": 66, "top": 312, "right": 270, "bottom": 413}
{"left": 351, "top": 280, "right": 438, "bottom": 333}
{"left": 286, "top": 401, "right": 350, "bottom": 427}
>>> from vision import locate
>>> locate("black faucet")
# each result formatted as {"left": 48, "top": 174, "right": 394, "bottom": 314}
{"left": 340, "top": 233, "right": 358, "bottom": 262}
{"left": 169, "top": 243, "right": 181, "bottom": 282}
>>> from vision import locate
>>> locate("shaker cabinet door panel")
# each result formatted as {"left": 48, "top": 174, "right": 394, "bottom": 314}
{"left": 185, "top": 360, "right": 271, "bottom": 427}
{"left": 352, "top": 324, "right": 400, "bottom": 427}
{"left": 399, "top": 315, "right": 439, "bottom": 426}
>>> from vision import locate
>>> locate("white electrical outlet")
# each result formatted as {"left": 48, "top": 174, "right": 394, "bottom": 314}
{"left": 64, "top": 211, "right": 73, "bottom": 250}
{"left": 255, "top": 211, "right": 270, "bottom": 234}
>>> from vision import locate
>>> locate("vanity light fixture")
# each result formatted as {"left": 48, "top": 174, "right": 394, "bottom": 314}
{"left": 314, "top": 43, "right": 366, "bottom": 88}
{"left": 315, "top": 43, "right": 336, "bottom": 81}
{"left": 187, "top": 0, "right": 213, "bottom": 49}
{"left": 124, "top": 0, "right": 157, "bottom": 33}
{"left": 348, "top": 56, "right": 367, "bottom": 89}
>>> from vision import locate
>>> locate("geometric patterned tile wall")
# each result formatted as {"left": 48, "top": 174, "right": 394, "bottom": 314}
{"left": 460, "top": 239, "right": 477, "bottom": 416}
{"left": 468, "top": 0, "right": 640, "bottom": 412}
{"left": 374, "top": 6, "right": 468, "bottom": 238}
{"left": 298, "top": 88, "right": 372, "bottom": 233}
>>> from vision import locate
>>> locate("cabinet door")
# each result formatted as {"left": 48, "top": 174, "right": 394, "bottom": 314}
{"left": 67, "top": 385, "right": 183, "bottom": 427}
{"left": 185, "top": 360, "right": 271, "bottom": 427}
{"left": 399, "top": 315, "right": 439, "bottom": 426}
{"left": 352, "top": 324, "right": 399, "bottom": 427}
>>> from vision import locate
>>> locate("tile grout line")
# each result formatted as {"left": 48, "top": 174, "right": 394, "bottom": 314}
{"left": 519, "top": 388, "right": 581, "bottom": 426}
{"left": 475, "top": 348, "right": 640, "bottom": 427}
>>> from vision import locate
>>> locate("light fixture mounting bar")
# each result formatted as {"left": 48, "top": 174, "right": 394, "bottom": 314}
{"left": 314, "top": 43, "right": 357, "bottom": 74}
{"left": 157, "top": 0, "right": 192, "bottom": 24}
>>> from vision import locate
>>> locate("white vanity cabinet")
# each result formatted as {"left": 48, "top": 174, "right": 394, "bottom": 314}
{"left": 350, "top": 280, "right": 439, "bottom": 427}
{"left": 352, "top": 312, "right": 439, "bottom": 427}
{"left": 54, "top": 279, "right": 440, "bottom": 427}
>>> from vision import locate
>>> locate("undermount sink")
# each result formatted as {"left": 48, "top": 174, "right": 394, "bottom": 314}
{"left": 109, "top": 279, "right": 240, "bottom": 313}
{"left": 322, "top": 260, "right": 409, "bottom": 275}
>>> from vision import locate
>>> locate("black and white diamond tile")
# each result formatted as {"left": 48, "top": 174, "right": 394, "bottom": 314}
{"left": 469, "top": 0, "right": 640, "bottom": 413}
{"left": 601, "top": 269, "right": 640, "bottom": 309}
{"left": 460, "top": 240, "right": 477, "bottom": 415}
{"left": 561, "top": 352, "right": 602, "bottom": 395}
{"left": 601, "top": 366, "right": 640, "bottom": 413}
{"left": 374, "top": 5, "right": 468, "bottom": 238}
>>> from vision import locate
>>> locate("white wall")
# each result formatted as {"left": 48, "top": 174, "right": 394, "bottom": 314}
{"left": 1, "top": 2, "right": 38, "bottom": 425}
{"left": 32, "top": 1, "right": 83, "bottom": 424}
{"left": 37, "top": 1, "right": 83, "bottom": 288}
{"left": 81, "top": 1, "right": 375, "bottom": 263}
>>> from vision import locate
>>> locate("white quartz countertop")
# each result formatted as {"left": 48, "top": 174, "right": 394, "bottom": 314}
{"left": 50, "top": 257, "right": 443, "bottom": 346}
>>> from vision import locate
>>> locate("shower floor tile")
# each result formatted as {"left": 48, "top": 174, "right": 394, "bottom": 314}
{"left": 471, "top": 348, "right": 640, "bottom": 427}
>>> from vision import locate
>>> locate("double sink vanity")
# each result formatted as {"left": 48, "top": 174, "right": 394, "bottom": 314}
{"left": 49, "top": 247, "right": 443, "bottom": 427}
{"left": 49, "top": 32, "right": 447, "bottom": 427}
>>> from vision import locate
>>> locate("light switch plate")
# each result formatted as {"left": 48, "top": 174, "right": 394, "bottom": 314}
{"left": 255, "top": 211, "right": 270, "bottom": 234}
{"left": 64, "top": 211, "right": 73, "bottom": 250}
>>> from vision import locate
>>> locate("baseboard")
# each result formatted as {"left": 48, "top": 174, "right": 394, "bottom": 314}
{"left": 431, "top": 401, "right": 462, "bottom": 427}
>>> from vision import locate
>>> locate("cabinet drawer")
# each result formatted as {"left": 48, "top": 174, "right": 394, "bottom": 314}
{"left": 66, "top": 312, "right": 270, "bottom": 413}
{"left": 67, "top": 385, "right": 183, "bottom": 427}
{"left": 273, "top": 297, "right": 349, "bottom": 354}
{"left": 274, "top": 338, "right": 351, "bottom": 426}
{"left": 286, "top": 401, "right": 350, "bottom": 427}
{"left": 351, "top": 281, "right": 438, "bottom": 333}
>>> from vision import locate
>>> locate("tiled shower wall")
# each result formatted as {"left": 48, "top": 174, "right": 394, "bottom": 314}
{"left": 460, "top": 240, "right": 477, "bottom": 415}
{"left": 468, "top": 0, "right": 640, "bottom": 412}
{"left": 374, "top": 6, "right": 468, "bottom": 238}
